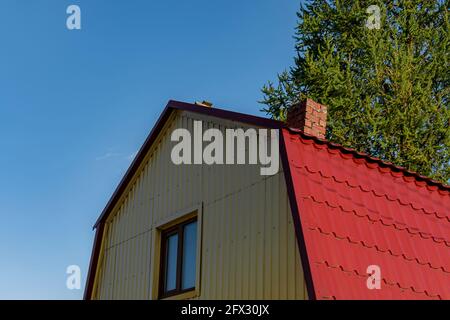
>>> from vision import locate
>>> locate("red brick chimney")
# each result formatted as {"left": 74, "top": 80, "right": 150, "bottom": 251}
{"left": 286, "top": 98, "right": 328, "bottom": 139}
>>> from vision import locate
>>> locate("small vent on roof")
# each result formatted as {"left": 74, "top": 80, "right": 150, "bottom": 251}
{"left": 195, "top": 100, "right": 213, "bottom": 108}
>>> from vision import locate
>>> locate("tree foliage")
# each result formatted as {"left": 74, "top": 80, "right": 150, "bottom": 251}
{"left": 261, "top": 0, "right": 449, "bottom": 183}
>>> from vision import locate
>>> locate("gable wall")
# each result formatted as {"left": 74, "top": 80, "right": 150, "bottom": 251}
{"left": 92, "top": 110, "right": 307, "bottom": 299}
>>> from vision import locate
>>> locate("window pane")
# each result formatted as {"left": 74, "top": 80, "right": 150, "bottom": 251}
{"left": 165, "top": 233, "right": 178, "bottom": 292}
{"left": 182, "top": 221, "right": 197, "bottom": 289}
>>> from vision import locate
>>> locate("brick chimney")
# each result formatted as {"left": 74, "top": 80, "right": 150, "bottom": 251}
{"left": 286, "top": 98, "right": 328, "bottom": 139}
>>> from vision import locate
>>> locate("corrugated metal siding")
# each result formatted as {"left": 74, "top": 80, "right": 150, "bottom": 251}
{"left": 92, "top": 111, "right": 307, "bottom": 299}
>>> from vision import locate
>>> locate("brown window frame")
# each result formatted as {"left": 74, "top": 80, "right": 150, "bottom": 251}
{"left": 159, "top": 217, "right": 197, "bottom": 299}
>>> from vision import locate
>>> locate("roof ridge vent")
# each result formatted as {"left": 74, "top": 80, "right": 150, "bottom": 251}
{"left": 195, "top": 100, "right": 213, "bottom": 108}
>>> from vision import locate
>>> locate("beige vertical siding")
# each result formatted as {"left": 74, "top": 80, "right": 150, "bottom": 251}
{"left": 92, "top": 110, "right": 307, "bottom": 299}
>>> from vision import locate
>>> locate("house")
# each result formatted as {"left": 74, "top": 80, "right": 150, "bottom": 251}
{"left": 84, "top": 99, "right": 450, "bottom": 300}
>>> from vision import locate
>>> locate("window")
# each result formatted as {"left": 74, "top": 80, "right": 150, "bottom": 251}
{"left": 159, "top": 218, "right": 198, "bottom": 298}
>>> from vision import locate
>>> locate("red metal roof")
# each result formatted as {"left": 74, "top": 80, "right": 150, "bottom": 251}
{"left": 282, "top": 127, "right": 450, "bottom": 300}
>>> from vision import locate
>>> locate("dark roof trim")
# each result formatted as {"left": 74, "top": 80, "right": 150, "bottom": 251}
{"left": 279, "top": 131, "right": 317, "bottom": 300}
{"left": 93, "top": 100, "right": 283, "bottom": 229}
{"left": 83, "top": 222, "right": 104, "bottom": 300}
{"left": 169, "top": 100, "right": 283, "bottom": 129}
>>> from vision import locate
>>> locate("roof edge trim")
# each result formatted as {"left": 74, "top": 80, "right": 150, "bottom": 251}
{"left": 280, "top": 129, "right": 317, "bottom": 299}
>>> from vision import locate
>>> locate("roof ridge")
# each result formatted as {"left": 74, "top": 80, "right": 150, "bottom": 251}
{"left": 284, "top": 127, "right": 450, "bottom": 192}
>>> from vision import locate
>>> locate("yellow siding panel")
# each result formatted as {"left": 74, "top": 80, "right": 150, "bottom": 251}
{"left": 93, "top": 111, "right": 307, "bottom": 300}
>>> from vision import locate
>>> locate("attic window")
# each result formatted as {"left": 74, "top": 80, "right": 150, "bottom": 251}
{"left": 159, "top": 217, "right": 198, "bottom": 298}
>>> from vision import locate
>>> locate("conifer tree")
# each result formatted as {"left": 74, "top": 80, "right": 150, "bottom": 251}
{"left": 262, "top": 0, "right": 449, "bottom": 182}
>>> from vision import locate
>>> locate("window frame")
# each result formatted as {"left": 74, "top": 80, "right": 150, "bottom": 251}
{"left": 159, "top": 217, "right": 198, "bottom": 298}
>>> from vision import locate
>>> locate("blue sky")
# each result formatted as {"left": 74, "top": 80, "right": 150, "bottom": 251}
{"left": 0, "top": 0, "right": 299, "bottom": 299}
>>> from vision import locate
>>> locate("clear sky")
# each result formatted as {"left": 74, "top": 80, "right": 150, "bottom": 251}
{"left": 0, "top": 0, "right": 300, "bottom": 299}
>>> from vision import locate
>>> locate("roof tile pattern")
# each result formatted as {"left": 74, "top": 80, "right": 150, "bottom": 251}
{"left": 282, "top": 128, "right": 450, "bottom": 300}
